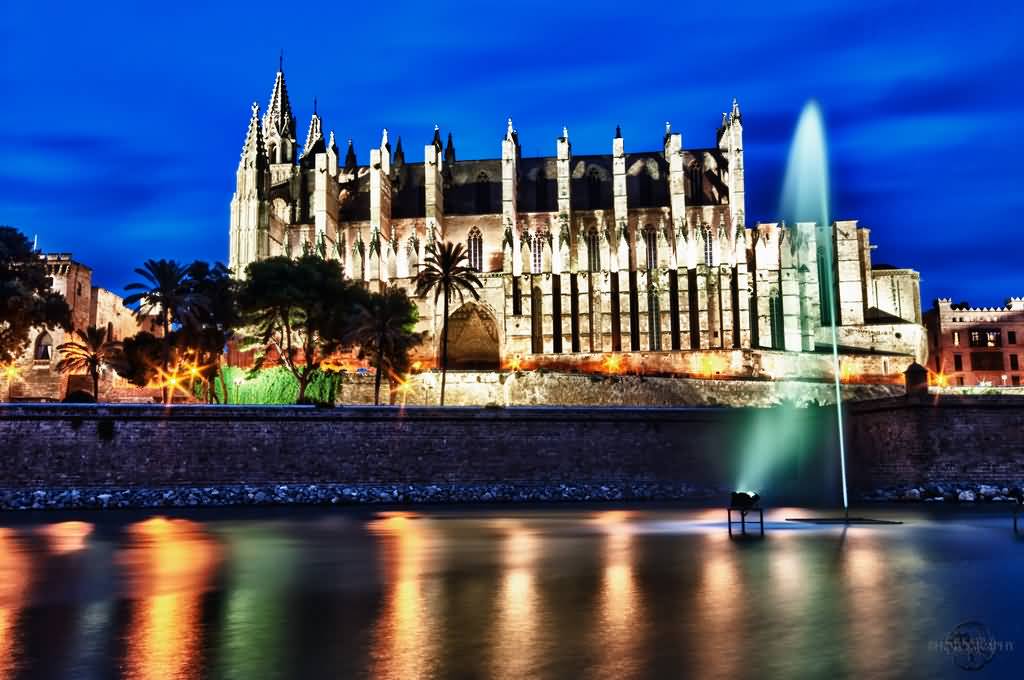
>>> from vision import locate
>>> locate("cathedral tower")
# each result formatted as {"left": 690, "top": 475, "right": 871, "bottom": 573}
{"left": 229, "top": 102, "right": 270, "bottom": 276}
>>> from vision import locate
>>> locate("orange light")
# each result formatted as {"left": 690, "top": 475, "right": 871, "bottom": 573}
{"left": 188, "top": 366, "right": 200, "bottom": 378}
{"left": 603, "top": 354, "right": 623, "bottom": 374}
{"left": 2, "top": 364, "right": 17, "bottom": 379}
{"left": 410, "top": 361, "right": 422, "bottom": 372}
{"left": 508, "top": 355, "right": 522, "bottom": 372}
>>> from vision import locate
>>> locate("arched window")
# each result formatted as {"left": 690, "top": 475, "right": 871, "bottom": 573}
{"left": 702, "top": 226, "right": 714, "bottom": 266}
{"left": 34, "top": 332, "right": 53, "bottom": 361}
{"left": 535, "top": 167, "right": 548, "bottom": 211}
{"left": 587, "top": 168, "right": 602, "bottom": 209}
{"left": 475, "top": 172, "right": 490, "bottom": 213}
{"left": 689, "top": 164, "right": 703, "bottom": 203}
{"left": 531, "top": 232, "right": 544, "bottom": 273}
{"left": 586, "top": 226, "right": 601, "bottom": 272}
{"left": 467, "top": 227, "right": 483, "bottom": 271}
{"left": 638, "top": 166, "right": 653, "bottom": 205}
{"left": 643, "top": 224, "right": 658, "bottom": 270}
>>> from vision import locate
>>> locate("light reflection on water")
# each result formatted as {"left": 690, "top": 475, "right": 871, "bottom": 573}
{"left": 0, "top": 508, "right": 1020, "bottom": 679}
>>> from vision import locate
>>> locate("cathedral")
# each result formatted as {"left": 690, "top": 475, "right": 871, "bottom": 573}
{"left": 229, "top": 64, "right": 926, "bottom": 380}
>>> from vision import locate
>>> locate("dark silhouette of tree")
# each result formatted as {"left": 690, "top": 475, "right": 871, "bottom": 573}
{"left": 353, "top": 285, "right": 424, "bottom": 405}
{"left": 0, "top": 226, "right": 71, "bottom": 363}
{"left": 55, "top": 326, "right": 122, "bottom": 400}
{"left": 180, "top": 261, "right": 239, "bottom": 403}
{"left": 237, "top": 254, "right": 367, "bottom": 403}
{"left": 415, "top": 241, "right": 482, "bottom": 405}
{"left": 111, "top": 331, "right": 165, "bottom": 389}
{"left": 124, "top": 259, "right": 206, "bottom": 403}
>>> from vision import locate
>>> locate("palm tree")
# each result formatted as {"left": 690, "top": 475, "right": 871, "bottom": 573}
{"left": 124, "top": 259, "right": 205, "bottom": 403}
{"left": 56, "top": 326, "right": 122, "bottom": 401}
{"left": 353, "top": 285, "right": 425, "bottom": 405}
{"left": 415, "top": 241, "right": 482, "bottom": 405}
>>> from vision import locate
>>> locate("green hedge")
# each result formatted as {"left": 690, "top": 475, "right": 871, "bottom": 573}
{"left": 198, "top": 366, "right": 342, "bottom": 404}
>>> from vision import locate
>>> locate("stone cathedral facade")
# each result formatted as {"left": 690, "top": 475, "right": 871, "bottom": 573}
{"left": 229, "top": 65, "right": 925, "bottom": 379}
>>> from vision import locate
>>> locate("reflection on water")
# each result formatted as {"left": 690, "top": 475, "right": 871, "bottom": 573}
{"left": 368, "top": 512, "right": 442, "bottom": 680}
{"left": 0, "top": 528, "right": 30, "bottom": 680}
{"left": 119, "top": 518, "right": 221, "bottom": 680}
{"left": 0, "top": 508, "right": 1019, "bottom": 679}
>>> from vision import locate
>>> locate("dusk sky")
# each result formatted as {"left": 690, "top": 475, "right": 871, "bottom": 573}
{"left": 2, "top": 1, "right": 1021, "bottom": 306}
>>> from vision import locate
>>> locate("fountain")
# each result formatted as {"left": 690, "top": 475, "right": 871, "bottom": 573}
{"left": 777, "top": 101, "right": 899, "bottom": 525}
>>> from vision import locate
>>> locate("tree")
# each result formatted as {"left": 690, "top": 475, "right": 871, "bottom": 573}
{"left": 179, "top": 261, "right": 239, "bottom": 403}
{"left": 0, "top": 226, "right": 71, "bottom": 363}
{"left": 414, "top": 241, "right": 482, "bottom": 405}
{"left": 353, "top": 285, "right": 425, "bottom": 405}
{"left": 237, "top": 254, "right": 367, "bottom": 403}
{"left": 110, "top": 331, "right": 165, "bottom": 389}
{"left": 55, "top": 326, "right": 122, "bottom": 400}
{"left": 124, "top": 259, "right": 206, "bottom": 403}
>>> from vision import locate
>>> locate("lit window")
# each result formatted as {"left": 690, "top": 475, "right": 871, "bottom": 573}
{"left": 531, "top": 233, "right": 544, "bottom": 273}
{"left": 702, "top": 226, "right": 714, "bottom": 266}
{"left": 586, "top": 227, "right": 601, "bottom": 272}
{"left": 467, "top": 227, "right": 483, "bottom": 271}
{"left": 643, "top": 225, "right": 657, "bottom": 270}
{"left": 952, "top": 331, "right": 960, "bottom": 346}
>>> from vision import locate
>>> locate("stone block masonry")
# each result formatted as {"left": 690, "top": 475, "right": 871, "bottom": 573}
{"left": 1, "top": 396, "right": 1022, "bottom": 510}
{"left": 0, "top": 404, "right": 838, "bottom": 502}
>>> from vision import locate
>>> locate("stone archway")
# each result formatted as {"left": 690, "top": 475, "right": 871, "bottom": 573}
{"left": 443, "top": 303, "right": 500, "bottom": 370}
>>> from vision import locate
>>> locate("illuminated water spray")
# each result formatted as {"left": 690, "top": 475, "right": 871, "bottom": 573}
{"left": 781, "top": 100, "right": 849, "bottom": 513}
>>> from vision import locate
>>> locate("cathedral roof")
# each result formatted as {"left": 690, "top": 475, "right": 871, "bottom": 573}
{"left": 239, "top": 102, "right": 267, "bottom": 166}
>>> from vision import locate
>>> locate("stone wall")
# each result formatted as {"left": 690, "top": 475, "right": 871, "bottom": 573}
{"left": 353, "top": 370, "right": 902, "bottom": 408}
{"left": 2, "top": 396, "right": 1021, "bottom": 505}
{"left": 848, "top": 394, "right": 1024, "bottom": 489}
{"left": 0, "top": 404, "right": 839, "bottom": 504}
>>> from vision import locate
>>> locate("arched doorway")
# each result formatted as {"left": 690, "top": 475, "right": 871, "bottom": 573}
{"left": 443, "top": 303, "right": 500, "bottom": 370}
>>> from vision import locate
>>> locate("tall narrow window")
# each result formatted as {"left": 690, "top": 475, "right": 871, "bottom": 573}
{"left": 953, "top": 330, "right": 961, "bottom": 347}
{"left": 475, "top": 172, "right": 490, "bottom": 213}
{"left": 647, "top": 283, "right": 661, "bottom": 350}
{"left": 643, "top": 224, "right": 657, "bottom": 270}
{"left": 531, "top": 233, "right": 544, "bottom": 273}
{"left": 689, "top": 164, "right": 703, "bottom": 203}
{"left": 467, "top": 227, "right": 483, "bottom": 271}
{"left": 587, "top": 168, "right": 602, "bottom": 209}
{"left": 769, "top": 290, "right": 784, "bottom": 349}
{"left": 587, "top": 227, "right": 601, "bottom": 272}
{"left": 531, "top": 285, "right": 544, "bottom": 354}
{"left": 535, "top": 167, "right": 548, "bottom": 211}
{"left": 702, "top": 226, "right": 714, "bottom": 266}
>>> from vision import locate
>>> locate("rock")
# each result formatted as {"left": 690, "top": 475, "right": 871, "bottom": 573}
{"left": 957, "top": 490, "right": 976, "bottom": 502}
{"left": 904, "top": 488, "right": 921, "bottom": 501}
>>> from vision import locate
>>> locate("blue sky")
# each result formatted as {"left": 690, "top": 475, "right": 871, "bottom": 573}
{"left": 2, "top": 0, "right": 1021, "bottom": 306}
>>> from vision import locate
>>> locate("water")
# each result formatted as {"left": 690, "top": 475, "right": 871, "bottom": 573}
{"left": 1, "top": 507, "right": 1021, "bottom": 679}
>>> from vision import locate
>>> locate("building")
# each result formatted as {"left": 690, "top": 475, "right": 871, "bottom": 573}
{"left": 4, "top": 253, "right": 157, "bottom": 401}
{"left": 229, "top": 64, "right": 926, "bottom": 381}
{"left": 925, "top": 298, "right": 1024, "bottom": 387}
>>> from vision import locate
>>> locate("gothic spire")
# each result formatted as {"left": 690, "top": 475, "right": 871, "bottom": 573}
{"left": 262, "top": 60, "right": 296, "bottom": 141}
{"left": 239, "top": 102, "right": 266, "bottom": 165}
{"left": 731, "top": 97, "right": 742, "bottom": 123}
{"left": 506, "top": 117, "right": 514, "bottom": 142}
{"left": 562, "top": 126, "right": 569, "bottom": 142}
{"left": 444, "top": 132, "right": 456, "bottom": 165}
{"left": 615, "top": 124, "right": 622, "bottom": 139}
{"left": 302, "top": 106, "right": 324, "bottom": 158}
{"left": 432, "top": 124, "right": 443, "bottom": 151}
{"left": 393, "top": 136, "right": 405, "bottom": 166}
{"left": 381, "top": 128, "right": 390, "bottom": 152}
{"left": 344, "top": 139, "right": 357, "bottom": 172}
{"left": 328, "top": 130, "right": 338, "bottom": 156}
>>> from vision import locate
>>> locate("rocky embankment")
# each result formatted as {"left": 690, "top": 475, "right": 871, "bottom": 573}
{"left": 0, "top": 481, "right": 723, "bottom": 511}
{"left": 863, "top": 483, "right": 1024, "bottom": 503}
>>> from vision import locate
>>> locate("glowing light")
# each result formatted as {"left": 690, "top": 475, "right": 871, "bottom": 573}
{"left": 1, "top": 365, "right": 17, "bottom": 380}
{"left": 602, "top": 353, "right": 623, "bottom": 374}
{"left": 410, "top": 361, "right": 422, "bottom": 372}
{"left": 507, "top": 354, "right": 522, "bottom": 372}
